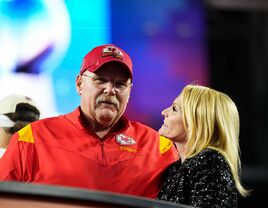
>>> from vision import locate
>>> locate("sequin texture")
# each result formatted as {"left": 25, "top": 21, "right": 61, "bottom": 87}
{"left": 157, "top": 148, "right": 238, "bottom": 208}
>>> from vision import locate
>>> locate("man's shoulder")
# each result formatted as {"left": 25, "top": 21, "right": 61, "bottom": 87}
{"left": 33, "top": 108, "right": 79, "bottom": 126}
{"left": 19, "top": 114, "right": 67, "bottom": 139}
{"left": 32, "top": 114, "right": 66, "bottom": 127}
{"left": 16, "top": 111, "right": 77, "bottom": 145}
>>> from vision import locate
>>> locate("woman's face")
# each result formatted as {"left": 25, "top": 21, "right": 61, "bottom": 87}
{"left": 158, "top": 95, "right": 187, "bottom": 142}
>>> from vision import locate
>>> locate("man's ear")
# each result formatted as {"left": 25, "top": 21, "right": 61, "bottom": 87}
{"left": 76, "top": 75, "right": 83, "bottom": 95}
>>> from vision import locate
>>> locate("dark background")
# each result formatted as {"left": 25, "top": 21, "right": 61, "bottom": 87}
{"left": 206, "top": 0, "right": 268, "bottom": 206}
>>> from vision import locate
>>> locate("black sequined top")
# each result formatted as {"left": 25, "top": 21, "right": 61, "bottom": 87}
{"left": 157, "top": 148, "right": 238, "bottom": 208}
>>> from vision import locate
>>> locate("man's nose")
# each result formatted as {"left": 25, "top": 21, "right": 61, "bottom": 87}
{"left": 103, "top": 81, "right": 116, "bottom": 94}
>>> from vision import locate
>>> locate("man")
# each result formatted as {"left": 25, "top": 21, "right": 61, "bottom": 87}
{"left": 0, "top": 44, "right": 178, "bottom": 198}
{"left": 0, "top": 95, "right": 40, "bottom": 158}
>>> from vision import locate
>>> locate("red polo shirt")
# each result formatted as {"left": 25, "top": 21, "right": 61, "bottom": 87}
{"left": 0, "top": 108, "right": 178, "bottom": 198}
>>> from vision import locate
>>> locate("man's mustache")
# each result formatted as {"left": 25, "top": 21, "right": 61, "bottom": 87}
{"left": 96, "top": 95, "right": 119, "bottom": 110}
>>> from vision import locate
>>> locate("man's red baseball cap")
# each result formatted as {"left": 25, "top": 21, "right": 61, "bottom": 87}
{"left": 79, "top": 44, "right": 133, "bottom": 79}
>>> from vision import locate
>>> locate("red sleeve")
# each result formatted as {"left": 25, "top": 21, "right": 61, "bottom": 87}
{"left": 0, "top": 128, "right": 36, "bottom": 182}
{"left": 0, "top": 133, "right": 24, "bottom": 181}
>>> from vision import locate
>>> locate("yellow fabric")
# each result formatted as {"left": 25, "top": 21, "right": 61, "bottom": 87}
{"left": 18, "top": 124, "right": 35, "bottom": 143}
{"left": 159, "top": 136, "right": 172, "bottom": 154}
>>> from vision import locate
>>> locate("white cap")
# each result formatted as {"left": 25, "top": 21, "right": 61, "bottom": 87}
{"left": 0, "top": 94, "right": 39, "bottom": 115}
{"left": 0, "top": 95, "right": 40, "bottom": 127}
{"left": 0, "top": 115, "right": 15, "bottom": 127}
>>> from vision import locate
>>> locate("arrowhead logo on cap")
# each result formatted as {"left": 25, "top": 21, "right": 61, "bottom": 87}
{"left": 102, "top": 46, "right": 123, "bottom": 60}
{"left": 79, "top": 44, "right": 133, "bottom": 78}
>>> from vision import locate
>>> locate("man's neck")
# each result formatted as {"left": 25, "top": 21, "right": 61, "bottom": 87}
{"left": 79, "top": 109, "right": 125, "bottom": 139}
{"left": 95, "top": 128, "right": 111, "bottom": 139}
{"left": 92, "top": 119, "right": 125, "bottom": 139}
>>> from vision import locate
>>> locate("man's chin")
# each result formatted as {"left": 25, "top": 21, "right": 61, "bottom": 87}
{"left": 97, "top": 114, "right": 117, "bottom": 127}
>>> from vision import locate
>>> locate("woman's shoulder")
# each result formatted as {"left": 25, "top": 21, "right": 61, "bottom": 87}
{"left": 197, "top": 147, "right": 223, "bottom": 157}
{"left": 192, "top": 148, "right": 227, "bottom": 165}
{"left": 167, "top": 148, "right": 231, "bottom": 178}
{"left": 185, "top": 148, "right": 231, "bottom": 176}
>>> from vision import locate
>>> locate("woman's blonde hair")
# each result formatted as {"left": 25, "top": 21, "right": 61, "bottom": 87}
{"left": 180, "top": 84, "right": 249, "bottom": 197}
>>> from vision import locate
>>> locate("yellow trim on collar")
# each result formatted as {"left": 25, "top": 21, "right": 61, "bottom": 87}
{"left": 159, "top": 136, "right": 172, "bottom": 154}
{"left": 18, "top": 124, "right": 35, "bottom": 143}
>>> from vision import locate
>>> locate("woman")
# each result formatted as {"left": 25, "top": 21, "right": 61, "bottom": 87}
{"left": 157, "top": 85, "right": 249, "bottom": 208}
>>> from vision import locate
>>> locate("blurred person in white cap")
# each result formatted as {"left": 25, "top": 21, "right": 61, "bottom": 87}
{"left": 0, "top": 95, "right": 40, "bottom": 158}
{"left": 0, "top": 44, "right": 178, "bottom": 198}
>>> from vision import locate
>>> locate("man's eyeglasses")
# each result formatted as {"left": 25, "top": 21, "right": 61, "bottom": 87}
{"left": 82, "top": 73, "right": 132, "bottom": 93}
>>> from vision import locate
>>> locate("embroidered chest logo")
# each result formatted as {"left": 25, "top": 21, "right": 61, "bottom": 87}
{"left": 116, "top": 134, "right": 136, "bottom": 145}
{"left": 102, "top": 46, "right": 123, "bottom": 60}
